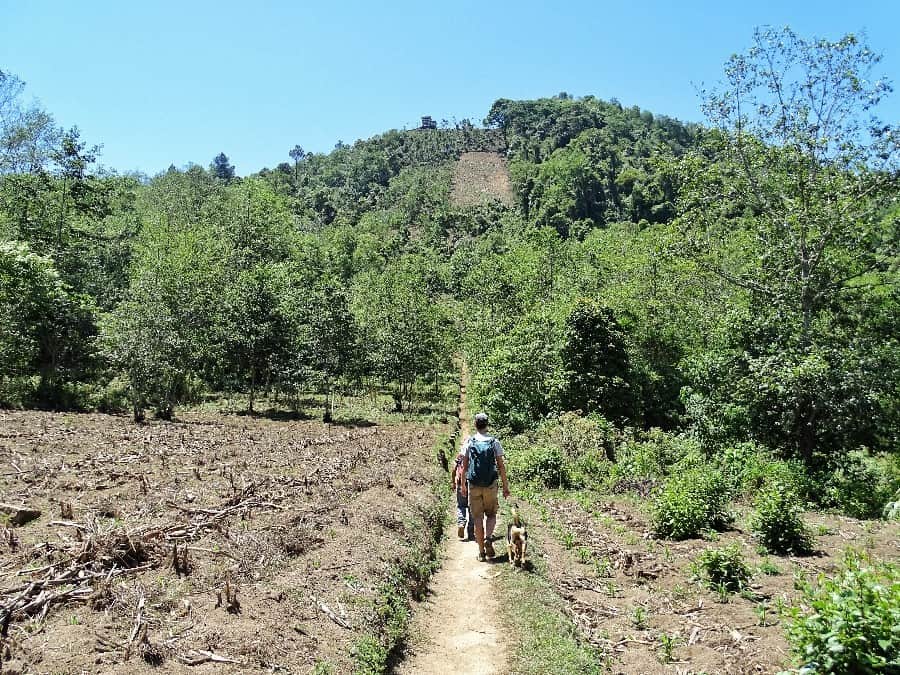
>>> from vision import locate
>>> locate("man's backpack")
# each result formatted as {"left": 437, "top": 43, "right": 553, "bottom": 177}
{"left": 466, "top": 436, "right": 498, "bottom": 487}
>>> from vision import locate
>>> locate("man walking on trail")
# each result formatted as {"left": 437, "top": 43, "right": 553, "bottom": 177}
{"left": 460, "top": 412, "right": 511, "bottom": 561}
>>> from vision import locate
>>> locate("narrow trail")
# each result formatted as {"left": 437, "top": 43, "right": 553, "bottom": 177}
{"left": 396, "top": 364, "right": 507, "bottom": 674}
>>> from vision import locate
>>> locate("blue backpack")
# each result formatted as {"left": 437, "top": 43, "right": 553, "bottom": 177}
{"left": 466, "top": 436, "right": 499, "bottom": 487}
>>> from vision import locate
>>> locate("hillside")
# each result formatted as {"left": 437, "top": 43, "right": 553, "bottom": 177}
{"left": 1, "top": 28, "right": 899, "bottom": 673}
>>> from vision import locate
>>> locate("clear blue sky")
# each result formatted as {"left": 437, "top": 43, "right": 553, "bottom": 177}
{"left": 2, "top": 0, "right": 897, "bottom": 176}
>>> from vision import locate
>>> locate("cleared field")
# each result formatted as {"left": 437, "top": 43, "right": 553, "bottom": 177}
{"left": 510, "top": 492, "right": 899, "bottom": 674}
{"left": 0, "top": 409, "right": 447, "bottom": 674}
{"left": 450, "top": 152, "right": 514, "bottom": 208}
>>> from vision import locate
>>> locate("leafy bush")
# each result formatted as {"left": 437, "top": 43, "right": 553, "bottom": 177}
{"left": 538, "top": 412, "right": 617, "bottom": 463}
{"left": 718, "top": 442, "right": 811, "bottom": 501}
{"left": 885, "top": 489, "right": 900, "bottom": 521}
{"left": 785, "top": 550, "right": 900, "bottom": 674}
{"left": 718, "top": 441, "right": 768, "bottom": 494}
{"left": 651, "top": 465, "right": 731, "bottom": 539}
{"left": 751, "top": 481, "right": 813, "bottom": 554}
{"left": 471, "top": 308, "right": 564, "bottom": 434}
{"left": 507, "top": 444, "right": 571, "bottom": 489}
{"left": 535, "top": 412, "right": 615, "bottom": 486}
{"left": 693, "top": 543, "right": 751, "bottom": 593}
{"left": 820, "top": 450, "right": 899, "bottom": 519}
{"left": 93, "top": 376, "right": 131, "bottom": 413}
{"left": 615, "top": 429, "right": 701, "bottom": 482}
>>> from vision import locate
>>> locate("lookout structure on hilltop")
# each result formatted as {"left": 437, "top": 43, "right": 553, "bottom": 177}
{"left": 420, "top": 115, "right": 437, "bottom": 130}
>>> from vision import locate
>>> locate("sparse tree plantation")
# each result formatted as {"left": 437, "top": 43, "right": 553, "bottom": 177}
{"left": 1, "top": 27, "right": 898, "bottom": 674}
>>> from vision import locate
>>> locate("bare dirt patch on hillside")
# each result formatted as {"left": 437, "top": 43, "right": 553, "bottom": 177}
{"left": 520, "top": 494, "right": 899, "bottom": 674}
{"left": 0, "top": 409, "right": 446, "bottom": 674}
{"left": 450, "top": 152, "right": 514, "bottom": 208}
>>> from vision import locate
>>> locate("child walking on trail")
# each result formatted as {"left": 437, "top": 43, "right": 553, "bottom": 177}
{"left": 460, "top": 412, "right": 511, "bottom": 561}
{"left": 452, "top": 454, "right": 475, "bottom": 541}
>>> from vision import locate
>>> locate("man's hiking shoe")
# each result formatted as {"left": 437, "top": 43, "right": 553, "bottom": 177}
{"left": 477, "top": 549, "right": 487, "bottom": 562}
{"left": 457, "top": 525, "right": 465, "bottom": 539}
{"left": 467, "top": 530, "right": 475, "bottom": 541}
{"left": 485, "top": 541, "right": 495, "bottom": 558}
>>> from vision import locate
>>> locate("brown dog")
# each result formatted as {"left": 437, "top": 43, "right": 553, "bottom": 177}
{"left": 506, "top": 506, "right": 528, "bottom": 567}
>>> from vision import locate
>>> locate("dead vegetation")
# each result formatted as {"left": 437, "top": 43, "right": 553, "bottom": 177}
{"left": 0, "top": 408, "right": 447, "bottom": 673}
{"left": 450, "top": 152, "right": 514, "bottom": 208}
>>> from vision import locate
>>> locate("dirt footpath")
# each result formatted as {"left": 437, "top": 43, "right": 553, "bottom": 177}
{"left": 398, "top": 369, "right": 507, "bottom": 674}
{"left": 397, "top": 523, "right": 507, "bottom": 675}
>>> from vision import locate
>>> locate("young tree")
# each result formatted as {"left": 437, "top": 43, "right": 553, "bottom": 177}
{"left": 679, "top": 27, "right": 898, "bottom": 343}
{"left": 305, "top": 282, "right": 358, "bottom": 421}
{"left": 674, "top": 28, "right": 900, "bottom": 460}
{"left": 101, "top": 290, "right": 190, "bottom": 422}
{"left": 219, "top": 264, "right": 292, "bottom": 412}
{"left": 559, "top": 300, "right": 637, "bottom": 425}
{"left": 353, "top": 258, "right": 448, "bottom": 412}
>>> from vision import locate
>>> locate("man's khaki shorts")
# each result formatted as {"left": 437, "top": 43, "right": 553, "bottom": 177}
{"left": 468, "top": 481, "right": 499, "bottom": 522}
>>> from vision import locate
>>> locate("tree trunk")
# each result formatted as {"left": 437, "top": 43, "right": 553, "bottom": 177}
{"left": 249, "top": 367, "right": 256, "bottom": 413}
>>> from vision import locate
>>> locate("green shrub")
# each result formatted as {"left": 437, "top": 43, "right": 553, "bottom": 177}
{"left": 820, "top": 450, "right": 899, "bottom": 519}
{"left": 534, "top": 412, "right": 614, "bottom": 487}
{"left": 692, "top": 543, "right": 751, "bottom": 593}
{"left": 651, "top": 465, "right": 731, "bottom": 539}
{"left": 94, "top": 376, "right": 130, "bottom": 413}
{"left": 885, "top": 489, "right": 900, "bottom": 520}
{"left": 785, "top": 550, "right": 900, "bottom": 674}
{"left": 508, "top": 444, "right": 570, "bottom": 489}
{"left": 717, "top": 441, "right": 771, "bottom": 495}
{"left": 538, "top": 411, "right": 618, "bottom": 461}
{"left": 615, "top": 429, "right": 701, "bottom": 481}
{"left": 759, "top": 459, "right": 811, "bottom": 501}
{"left": 751, "top": 481, "right": 813, "bottom": 554}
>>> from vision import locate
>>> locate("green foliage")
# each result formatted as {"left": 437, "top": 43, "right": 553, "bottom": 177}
{"left": 819, "top": 450, "right": 899, "bottom": 520}
{"left": 657, "top": 633, "right": 682, "bottom": 664}
{"left": 532, "top": 412, "right": 616, "bottom": 486}
{"left": 0, "top": 239, "right": 97, "bottom": 404}
{"left": 692, "top": 544, "right": 751, "bottom": 593}
{"left": 100, "top": 294, "right": 193, "bottom": 421}
{"left": 674, "top": 28, "right": 900, "bottom": 461}
{"left": 717, "top": 442, "right": 810, "bottom": 499}
{"left": 471, "top": 307, "right": 564, "bottom": 433}
{"left": 651, "top": 465, "right": 731, "bottom": 539}
{"left": 559, "top": 300, "right": 636, "bottom": 424}
{"left": 751, "top": 481, "right": 814, "bottom": 555}
{"left": 352, "top": 256, "right": 449, "bottom": 411}
{"left": 784, "top": 551, "right": 900, "bottom": 674}
{"left": 507, "top": 444, "right": 571, "bottom": 490}
{"left": 611, "top": 429, "right": 702, "bottom": 488}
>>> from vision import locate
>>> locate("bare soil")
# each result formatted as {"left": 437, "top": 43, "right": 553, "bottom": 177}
{"left": 0, "top": 409, "right": 446, "bottom": 674}
{"left": 450, "top": 152, "right": 514, "bottom": 208}
{"left": 520, "top": 493, "right": 899, "bottom": 674}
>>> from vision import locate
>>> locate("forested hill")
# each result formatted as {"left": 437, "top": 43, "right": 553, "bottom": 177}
{"left": 250, "top": 94, "right": 698, "bottom": 236}
{"left": 1, "top": 28, "right": 899, "bottom": 519}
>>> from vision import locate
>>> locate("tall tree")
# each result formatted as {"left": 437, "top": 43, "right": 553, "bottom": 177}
{"left": 210, "top": 152, "right": 235, "bottom": 183}
{"left": 674, "top": 28, "right": 900, "bottom": 460}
